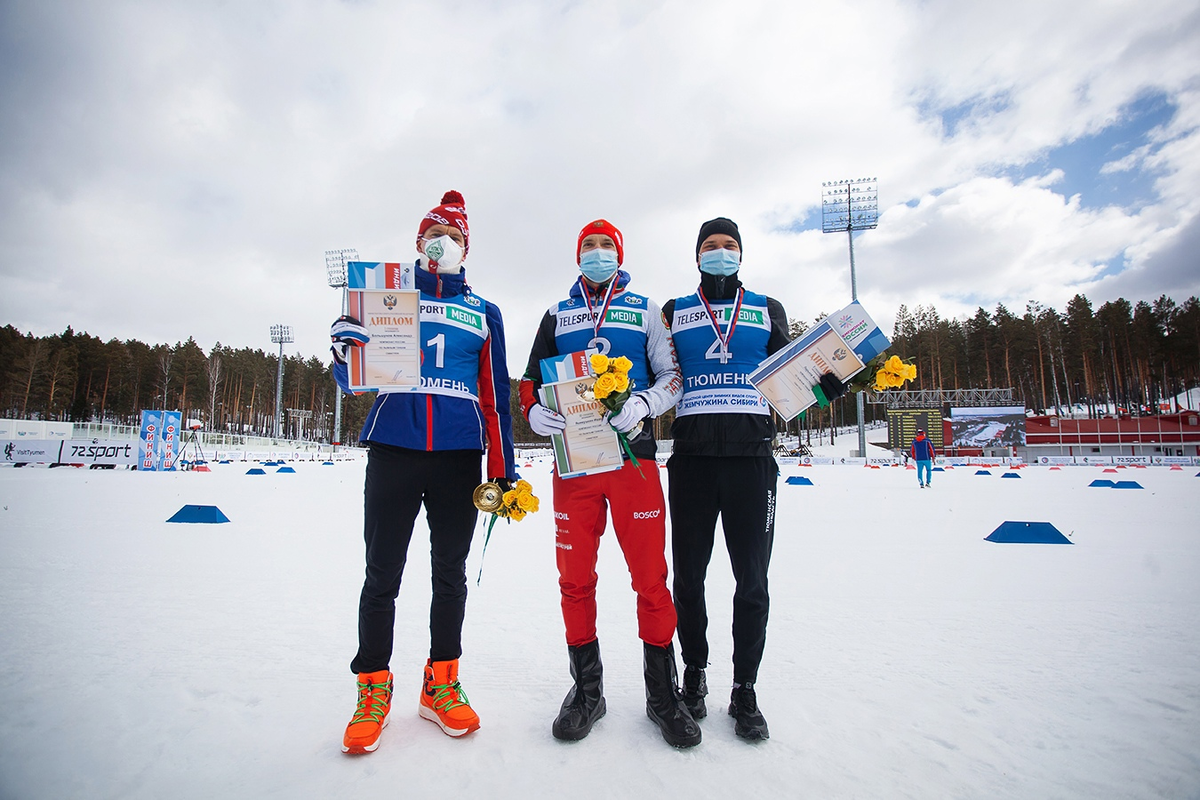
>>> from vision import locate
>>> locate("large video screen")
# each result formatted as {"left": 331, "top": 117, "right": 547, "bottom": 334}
{"left": 949, "top": 406, "right": 1026, "bottom": 448}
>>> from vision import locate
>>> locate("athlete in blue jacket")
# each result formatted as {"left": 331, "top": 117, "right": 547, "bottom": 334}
{"left": 910, "top": 428, "right": 936, "bottom": 487}
{"left": 331, "top": 191, "right": 516, "bottom": 754}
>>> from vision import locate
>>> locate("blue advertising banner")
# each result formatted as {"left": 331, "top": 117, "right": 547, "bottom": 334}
{"left": 161, "top": 411, "right": 181, "bottom": 471}
{"left": 139, "top": 410, "right": 182, "bottom": 471}
{"left": 139, "top": 410, "right": 162, "bottom": 470}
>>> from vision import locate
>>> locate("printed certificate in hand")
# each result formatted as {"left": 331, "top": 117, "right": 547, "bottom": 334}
{"left": 749, "top": 300, "right": 890, "bottom": 421}
{"left": 749, "top": 323, "right": 865, "bottom": 421}
{"left": 540, "top": 377, "right": 623, "bottom": 479}
{"left": 345, "top": 261, "right": 421, "bottom": 393}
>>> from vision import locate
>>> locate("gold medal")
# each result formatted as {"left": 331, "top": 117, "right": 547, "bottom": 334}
{"left": 472, "top": 481, "right": 504, "bottom": 513}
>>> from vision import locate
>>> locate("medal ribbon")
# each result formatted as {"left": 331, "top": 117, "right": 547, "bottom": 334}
{"left": 698, "top": 287, "right": 744, "bottom": 359}
{"left": 578, "top": 275, "right": 620, "bottom": 338}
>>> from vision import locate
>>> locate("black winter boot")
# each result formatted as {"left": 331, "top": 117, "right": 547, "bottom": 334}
{"left": 643, "top": 643, "right": 702, "bottom": 748}
{"left": 729, "top": 682, "right": 769, "bottom": 740}
{"left": 681, "top": 665, "right": 708, "bottom": 720}
{"left": 552, "top": 639, "right": 606, "bottom": 741}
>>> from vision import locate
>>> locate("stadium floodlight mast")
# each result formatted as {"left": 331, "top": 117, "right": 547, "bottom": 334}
{"left": 270, "top": 324, "right": 294, "bottom": 440}
{"left": 325, "top": 248, "right": 358, "bottom": 450}
{"left": 822, "top": 177, "right": 879, "bottom": 459}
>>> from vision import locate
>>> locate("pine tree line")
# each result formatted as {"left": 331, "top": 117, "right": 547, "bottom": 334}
{"left": 3, "top": 290, "right": 1197, "bottom": 442}
{"left": 887, "top": 294, "right": 1200, "bottom": 415}
{"left": 0, "top": 326, "right": 373, "bottom": 441}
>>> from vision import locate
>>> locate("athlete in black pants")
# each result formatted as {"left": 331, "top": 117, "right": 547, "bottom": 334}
{"left": 663, "top": 217, "right": 791, "bottom": 741}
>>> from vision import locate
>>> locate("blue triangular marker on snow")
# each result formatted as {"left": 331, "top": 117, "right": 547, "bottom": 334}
{"left": 167, "top": 504, "right": 230, "bottom": 524}
{"left": 1088, "top": 479, "right": 1114, "bottom": 487}
{"left": 975, "top": 470, "right": 991, "bottom": 475}
{"left": 785, "top": 476, "right": 813, "bottom": 486}
{"left": 277, "top": 466, "right": 296, "bottom": 473}
{"left": 1001, "top": 472, "right": 1021, "bottom": 478}
{"left": 1111, "top": 480, "right": 1143, "bottom": 489}
{"left": 246, "top": 467, "right": 266, "bottom": 475}
{"left": 985, "top": 521, "right": 1071, "bottom": 544}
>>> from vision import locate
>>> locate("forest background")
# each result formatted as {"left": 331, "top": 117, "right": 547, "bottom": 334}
{"left": 3, "top": 292, "right": 1198, "bottom": 446}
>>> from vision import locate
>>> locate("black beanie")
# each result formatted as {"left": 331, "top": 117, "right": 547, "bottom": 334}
{"left": 695, "top": 217, "right": 742, "bottom": 259}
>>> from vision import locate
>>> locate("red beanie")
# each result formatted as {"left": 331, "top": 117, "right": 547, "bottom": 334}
{"left": 417, "top": 190, "right": 469, "bottom": 254}
{"left": 576, "top": 219, "right": 624, "bottom": 266}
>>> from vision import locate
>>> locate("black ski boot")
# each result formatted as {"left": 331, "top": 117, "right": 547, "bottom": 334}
{"left": 729, "top": 682, "right": 770, "bottom": 740}
{"left": 643, "top": 643, "right": 701, "bottom": 748}
{"left": 681, "top": 665, "right": 708, "bottom": 720}
{"left": 552, "top": 639, "right": 606, "bottom": 741}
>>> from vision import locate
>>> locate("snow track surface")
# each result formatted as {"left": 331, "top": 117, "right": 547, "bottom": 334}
{"left": 1, "top": 459, "right": 1197, "bottom": 799}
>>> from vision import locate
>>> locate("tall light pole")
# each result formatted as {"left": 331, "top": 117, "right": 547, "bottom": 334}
{"left": 325, "top": 248, "right": 358, "bottom": 449}
{"left": 822, "top": 177, "right": 879, "bottom": 459}
{"left": 270, "top": 324, "right": 293, "bottom": 440}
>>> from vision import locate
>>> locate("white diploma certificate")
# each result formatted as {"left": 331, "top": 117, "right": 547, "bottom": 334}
{"left": 540, "top": 377, "right": 624, "bottom": 479}
{"left": 749, "top": 324, "right": 865, "bottom": 421}
{"left": 346, "top": 289, "right": 421, "bottom": 393}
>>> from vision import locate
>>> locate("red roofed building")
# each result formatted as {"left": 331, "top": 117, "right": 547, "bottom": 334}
{"left": 1024, "top": 412, "right": 1200, "bottom": 457}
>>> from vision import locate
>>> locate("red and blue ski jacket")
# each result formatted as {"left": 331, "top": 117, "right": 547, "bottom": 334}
{"left": 910, "top": 435, "right": 936, "bottom": 461}
{"left": 333, "top": 265, "right": 516, "bottom": 481}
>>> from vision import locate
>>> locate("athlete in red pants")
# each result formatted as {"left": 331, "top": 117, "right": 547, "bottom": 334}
{"left": 520, "top": 218, "right": 699, "bottom": 748}
{"left": 553, "top": 458, "right": 675, "bottom": 649}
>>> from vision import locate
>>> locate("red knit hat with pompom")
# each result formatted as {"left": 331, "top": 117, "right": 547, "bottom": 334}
{"left": 576, "top": 219, "right": 624, "bottom": 266}
{"left": 417, "top": 190, "right": 469, "bottom": 254}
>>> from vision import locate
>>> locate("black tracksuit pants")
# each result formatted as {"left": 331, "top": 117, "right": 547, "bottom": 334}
{"left": 350, "top": 443, "right": 481, "bottom": 675}
{"left": 667, "top": 454, "right": 777, "bottom": 685}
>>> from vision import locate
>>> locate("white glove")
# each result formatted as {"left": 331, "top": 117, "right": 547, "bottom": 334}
{"left": 528, "top": 403, "right": 567, "bottom": 437}
{"left": 606, "top": 395, "right": 649, "bottom": 434}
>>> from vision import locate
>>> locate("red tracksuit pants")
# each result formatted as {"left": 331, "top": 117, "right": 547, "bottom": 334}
{"left": 553, "top": 459, "right": 677, "bottom": 648}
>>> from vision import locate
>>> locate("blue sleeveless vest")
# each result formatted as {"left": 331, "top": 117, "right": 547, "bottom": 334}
{"left": 670, "top": 290, "right": 772, "bottom": 416}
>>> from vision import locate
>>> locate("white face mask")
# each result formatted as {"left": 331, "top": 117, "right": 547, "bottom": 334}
{"left": 422, "top": 235, "right": 464, "bottom": 273}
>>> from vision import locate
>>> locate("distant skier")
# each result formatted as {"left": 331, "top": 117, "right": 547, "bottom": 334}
{"left": 330, "top": 190, "right": 517, "bottom": 754}
{"left": 910, "top": 428, "right": 936, "bottom": 488}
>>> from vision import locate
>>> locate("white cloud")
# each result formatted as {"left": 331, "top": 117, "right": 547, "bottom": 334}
{"left": 1, "top": 0, "right": 1198, "bottom": 373}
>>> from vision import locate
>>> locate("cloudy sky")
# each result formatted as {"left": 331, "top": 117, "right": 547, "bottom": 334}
{"left": 2, "top": 0, "right": 1198, "bottom": 376}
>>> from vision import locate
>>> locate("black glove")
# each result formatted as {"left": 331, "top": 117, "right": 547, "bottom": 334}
{"left": 490, "top": 477, "right": 514, "bottom": 493}
{"left": 813, "top": 372, "right": 849, "bottom": 407}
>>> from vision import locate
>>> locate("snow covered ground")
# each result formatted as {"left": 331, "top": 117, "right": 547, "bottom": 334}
{"left": 2, "top": 443, "right": 1198, "bottom": 798}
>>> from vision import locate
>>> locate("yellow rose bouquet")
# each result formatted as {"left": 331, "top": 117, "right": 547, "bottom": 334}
{"left": 588, "top": 352, "right": 645, "bottom": 478}
{"left": 846, "top": 353, "right": 918, "bottom": 394}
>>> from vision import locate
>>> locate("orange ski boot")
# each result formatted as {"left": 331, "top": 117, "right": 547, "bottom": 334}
{"left": 418, "top": 659, "right": 481, "bottom": 737}
{"left": 342, "top": 670, "right": 393, "bottom": 754}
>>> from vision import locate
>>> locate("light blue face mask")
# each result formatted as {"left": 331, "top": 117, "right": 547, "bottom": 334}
{"left": 698, "top": 248, "right": 740, "bottom": 276}
{"left": 579, "top": 248, "right": 620, "bottom": 283}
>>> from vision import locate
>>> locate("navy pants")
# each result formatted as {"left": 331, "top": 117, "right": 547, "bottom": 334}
{"left": 350, "top": 443, "right": 481, "bottom": 675}
{"left": 667, "top": 454, "right": 777, "bottom": 685}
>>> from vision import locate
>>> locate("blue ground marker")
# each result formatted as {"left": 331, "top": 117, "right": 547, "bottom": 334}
{"left": 985, "top": 521, "right": 1071, "bottom": 544}
{"left": 167, "top": 505, "right": 230, "bottom": 524}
